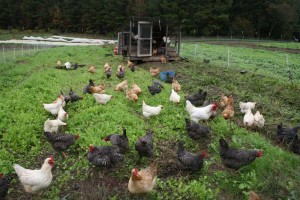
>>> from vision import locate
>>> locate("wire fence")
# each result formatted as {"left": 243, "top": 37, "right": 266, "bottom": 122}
{"left": 0, "top": 44, "right": 56, "bottom": 63}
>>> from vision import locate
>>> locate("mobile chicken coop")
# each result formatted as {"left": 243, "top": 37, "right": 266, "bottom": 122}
{"left": 116, "top": 17, "right": 182, "bottom": 62}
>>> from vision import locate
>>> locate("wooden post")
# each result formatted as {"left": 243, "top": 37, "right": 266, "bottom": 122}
{"left": 129, "top": 19, "right": 132, "bottom": 57}
{"left": 2, "top": 45, "right": 5, "bottom": 63}
{"left": 22, "top": 45, "right": 24, "bottom": 56}
{"left": 14, "top": 46, "right": 16, "bottom": 60}
{"left": 227, "top": 47, "right": 230, "bottom": 68}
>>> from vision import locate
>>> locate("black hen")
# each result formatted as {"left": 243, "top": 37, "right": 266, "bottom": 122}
{"left": 60, "top": 90, "right": 71, "bottom": 104}
{"left": 185, "top": 89, "right": 208, "bottom": 107}
{"left": 148, "top": 80, "right": 163, "bottom": 96}
{"left": 165, "top": 72, "right": 174, "bottom": 83}
{"left": 219, "top": 138, "right": 263, "bottom": 170}
{"left": 116, "top": 67, "right": 125, "bottom": 79}
{"left": 103, "top": 128, "right": 129, "bottom": 154}
{"left": 277, "top": 123, "right": 299, "bottom": 143}
{"left": 87, "top": 145, "right": 124, "bottom": 168}
{"left": 185, "top": 118, "right": 211, "bottom": 139}
{"left": 291, "top": 139, "right": 300, "bottom": 154}
{"left": 135, "top": 130, "right": 154, "bottom": 158}
{"left": 83, "top": 79, "right": 95, "bottom": 94}
{"left": 69, "top": 88, "right": 83, "bottom": 101}
{"left": 0, "top": 173, "right": 12, "bottom": 198}
{"left": 44, "top": 132, "right": 79, "bottom": 157}
{"left": 177, "top": 142, "right": 206, "bottom": 171}
{"left": 106, "top": 68, "right": 112, "bottom": 79}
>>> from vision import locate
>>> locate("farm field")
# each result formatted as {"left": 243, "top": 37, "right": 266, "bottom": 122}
{"left": 0, "top": 42, "right": 300, "bottom": 200}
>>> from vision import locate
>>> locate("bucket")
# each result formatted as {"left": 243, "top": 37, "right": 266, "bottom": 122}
{"left": 160, "top": 71, "right": 175, "bottom": 81}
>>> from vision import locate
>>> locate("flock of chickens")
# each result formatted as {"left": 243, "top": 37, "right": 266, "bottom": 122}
{"left": 1, "top": 59, "right": 299, "bottom": 199}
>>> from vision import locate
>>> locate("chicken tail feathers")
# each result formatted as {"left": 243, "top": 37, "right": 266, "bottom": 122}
{"left": 219, "top": 138, "right": 229, "bottom": 150}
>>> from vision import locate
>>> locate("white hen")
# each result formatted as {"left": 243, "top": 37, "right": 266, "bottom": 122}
{"left": 253, "top": 111, "right": 265, "bottom": 128}
{"left": 239, "top": 102, "right": 256, "bottom": 113}
{"left": 189, "top": 102, "right": 218, "bottom": 123}
{"left": 13, "top": 156, "right": 54, "bottom": 194}
{"left": 93, "top": 93, "right": 113, "bottom": 104}
{"left": 243, "top": 109, "right": 254, "bottom": 127}
{"left": 64, "top": 62, "right": 71, "bottom": 69}
{"left": 44, "top": 119, "right": 67, "bottom": 133}
{"left": 169, "top": 89, "right": 180, "bottom": 104}
{"left": 142, "top": 101, "right": 163, "bottom": 118}
{"left": 57, "top": 107, "right": 68, "bottom": 122}
{"left": 43, "top": 96, "right": 64, "bottom": 116}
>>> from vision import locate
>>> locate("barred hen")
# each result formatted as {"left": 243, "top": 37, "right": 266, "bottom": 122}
{"left": 103, "top": 128, "right": 129, "bottom": 154}
{"left": 135, "top": 130, "right": 154, "bottom": 158}
{"left": 185, "top": 89, "right": 207, "bottom": 107}
{"left": 87, "top": 145, "right": 124, "bottom": 168}
{"left": 277, "top": 123, "right": 299, "bottom": 143}
{"left": 44, "top": 132, "right": 79, "bottom": 157}
{"left": 185, "top": 118, "right": 210, "bottom": 139}
{"left": 69, "top": 88, "right": 83, "bottom": 101}
{"left": 219, "top": 138, "right": 263, "bottom": 170}
{"left": 0, "top": 173, "right": 12, "bottom": 198}
{"left": 177, "top": 142, "right": 206, "bottom": 171}
{"left": 83, "top": 79, "right": 95, "bottom": 94}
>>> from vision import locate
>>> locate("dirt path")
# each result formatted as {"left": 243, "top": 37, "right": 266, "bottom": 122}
{"left": 206, "top": 41, "right": 300, "bottom": 54}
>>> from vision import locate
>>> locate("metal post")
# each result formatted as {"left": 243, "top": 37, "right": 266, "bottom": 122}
{"left": 22, "top": 45, "right": 24, "bottom": 56}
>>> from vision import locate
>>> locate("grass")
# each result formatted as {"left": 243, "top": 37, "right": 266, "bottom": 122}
{"left": 0, "top": 43, "right": 299, "bottom": 199}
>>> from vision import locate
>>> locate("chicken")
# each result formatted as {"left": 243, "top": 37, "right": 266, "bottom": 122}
{"left": 220, "top": 94, "right": 228, "bottom": 109}
{"left": 149, "top": 67, "right": 161, "bottom": 77}
{"left": 90, "top": 84, "right": 105, "bottom": 94}
{"left": 88, "top": 65, "right": 95, "bottom": 73}
{"left": 56, "top": 60, "right": 63, "bottom": 69}
{"left": 185, "top": 118, "right": 210, "bottom": 139}
{"left": 114, "top": 80, "right": 128, "bottom": 91}
{"left": 65, "top": 61, "right": 71, "bottom": 69}
{"left": 127, "top": 60, "right": 135, "bottom": 72}
{"left": 160, "top": 55, "right": 167, "bottom": 63}
{"left": 69, "top": 88, "right": 83, "bottom": 101}
{"left": 222, "top": 95, "right": 234, "bottom": 119}
{"left": 87, "top": 145, "right": 124, "bottom": 168}
{"left": 0, "top": 173, "right": 12, "bottom": 198}
{"left": 105, "top": 67, "right": 112, "bottom": 79}
{"left": 253, "top": 111, "right": 265, "bottom": 128}
{"left": 169, "top": 89, "right": 180, "bottom": 104}
{"left": 219, "top": 138, "right": 263, "bottom": 170}
{"left": 93, "top": 93, "right": 113, "bottom": 104}
{"left": 57, "top": 106, "right": 68, "bottom": 122}
{"left": 142, "top": 101, "right": 163, "bottom": 118}
{"left": 277, "top": 123, "right": 299, "bottom": 143}
{"left": 172, "top": 78, "right": 181, "bottom": 92}
{"left": 104, "top": 62, "right": 110, "bottom": 71}
{"left": 291, "top": 139, "right": 300, "bottom": 154}
{"left": 243, "top": 109, "right": 254, "bottom": 127}
{"left": 44, "top": 119, "right": 67, "bottom": 133}
{"left": 165, "top": 72, "right": 174, "bottom": 83}
{"left": 43, "top": 95, "right": 64, "bottom": 116}
{"left": 44, "top": 132, "right": 79, "bottom": 157}
{"left": 148, "top": 80, "right": 163, "bottom": 96}
{"left": 131, "top": 83, "right": 142, "bottom": 95}
{"left": 249, "top": 191, "right": 260, "bottom": 200}
{"left": 185, "top": 89, "right": 208, "bottom": 107}
{"left": 13, "top": 156, "right": 54, "bottom": 194}
{"left": 60, "top": 91, "right": 71, "bottom": 104}
{"left": 103, "top": 128, "right": 129, "bottom": 154}
{"left": 126, "top": 89, "right": 139, "bottom": 102}
{"left": 128, "top": 160, "right": 158, "bottom": 194}
{"left": 83, "top": 79, "right": 95, "bottom": 94}
{"left": 135, "top": 130, "right": 154, "bottom": 158}
{"left": 186, "top": 100, "right": 218, "bottom": 123}
{"left": 116, "top": 65, "right": 125, "bottom": 79}
{"left": 239, "top": 102, "right": 256, "bottom": 113}
{"left": 177, "top": 141, "right": 206, "bottom": 171}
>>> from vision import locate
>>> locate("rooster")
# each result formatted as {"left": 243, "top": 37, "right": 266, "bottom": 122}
{"left": 44, "top": 132, "right": 79, "bottom": 157}
{"left": 13, "top": 156, "right": 54, "bottom": 194}
{"left": 277, "top": 123, "right": 299, "bottom": 143}
{"left": 239, "top": 102, "right": 256, "bottom": 113}
{"left": 44, "top": 119, "right": 67, "bottom": 133}
{"left": 135, "top": 130, "right": 154, "bottom": 158}
{"left": 177, "top": 142, "right": 206, "bottom": 171}
{"left": 69, "top": 88, "right": 83, "bottom": 101}
{"left": 185, "top": 89, "right": 207, "bottom": 107}
{"left": 114, "top": 80, "right": 128, "bottom": 91}
{"left": 57, "top": 107, "right": 68, "bottom": 122}
{"left": 0, "top": 173, "right": 12, "bottom": 198}
{"left": 253, "top": 111, "right": 265, "bottom": 128}
{"left": 103, "top": 129, "right": 129, "bottom": 154}
{"left": 142, "top": 101, "right": 163, "bottom": 118}
{"left": 186, "top": 100, "right": 218, "bottom": 123}
{"left": 93, "top": 93, "right": 113, "bottom": 104}
{"left": 87, "top": 145, "right": 124, "bottom": 168}
{"left": 219, "top": 138, "right": 263, "bottom": 170}
{"left": 185, "top": 118, "right": 210, "bottom": 139}
{"left": 243, "top": 109, "right": 254, "bottom": 127}
{"left": 128, "top": 160, "right": 158, "bottom": 194}
{"left": 83, "top": 79, "right": 95, "bottom": 94}
{"left": 169, "top": 89, "right": 180, "bottom": 104}
{"left": 43, "top": 95, "right": 64, "bottom": 116}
